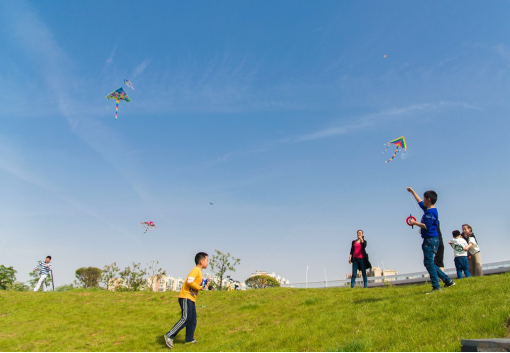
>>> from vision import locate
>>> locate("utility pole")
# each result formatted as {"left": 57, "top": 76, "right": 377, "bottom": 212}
{"left": 306, "top": 265, "right": 309, "bottom": 288}
{"left": 324, "top": 267, "right": 328, "bottom": 288}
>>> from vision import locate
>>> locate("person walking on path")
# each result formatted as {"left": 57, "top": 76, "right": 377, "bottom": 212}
{"left": 462, "top": 224, "right": 483, "bottom": 276}
{"left": 33, "top": 256, "right": 52, "bottom": 292}
{"left": 349, "top": 230, "right": 372, "bottom": 288}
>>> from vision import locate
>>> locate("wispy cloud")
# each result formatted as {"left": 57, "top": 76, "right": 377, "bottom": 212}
{"left": 494, "top": 44, "right": 510, "bottom": 61}
{"left": 187, "top": 100, "right": 482, "bottom": 170}
{"left": 0, "top": 139, "right": 140, "bottom": 245}
{"left": 132, "top": 59, "right": 150, "bottom": 77}
{"left": 292, "top": 101, "right": 481, "bottom": 143}
{"left": 105, "top": 43, "right": 118, "bottom": 65}
{"left": 0, "top": 0, "right": 163, "bottom": 239}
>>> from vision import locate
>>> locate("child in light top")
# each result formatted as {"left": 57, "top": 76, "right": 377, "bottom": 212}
{"left": 33, "top": 256, "right": 52, "bottom": 292}
{"left": 448, "top": 230, "right": 471, "bottom": 279}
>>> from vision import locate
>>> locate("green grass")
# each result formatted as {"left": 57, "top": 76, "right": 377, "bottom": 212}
{"left": 1, "top": 273, "right": 510, "bottom": 351}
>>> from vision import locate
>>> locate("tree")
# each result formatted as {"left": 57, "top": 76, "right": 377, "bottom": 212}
{"left": 119, "top": 263, "right": 147, "bottom": 291}
{"left": 8, "top": 281, "right": 30, "bottom": 291}
{"left": 0, "top": 265, "right": 16, "bottom": 290}
{"left": 209, "top": 249, "right": 241, "bottom": 290}
{"left": 28, "top": 262, "right": 52, "bottom": 290}
{"left": 75, "top": 267, "right": 102, "bottom": 288}
{"left": 147, "top": 260, "right": 166, "bottom": 292}
{"left": 101, "top": 262, "right": 120, "bottom": 290}
{"left": 245, "top": 275, "right": 280, "bottom": 289}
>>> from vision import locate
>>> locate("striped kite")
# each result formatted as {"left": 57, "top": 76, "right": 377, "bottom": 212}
{"left": 106, "top": 87, "right": 131, "bottom": 119}
{"left": 383, "top": 136, "right": 407, "bottom": 163}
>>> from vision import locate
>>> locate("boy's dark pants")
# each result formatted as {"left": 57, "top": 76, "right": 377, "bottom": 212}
{"left": 454, "top": 256, "right": 471, "bottom": 279}
{"left": 166, "top": 298, "right": 197, "bottom": 343}
{"left": 422, "top": 237, "right": 452, "bottom": 289}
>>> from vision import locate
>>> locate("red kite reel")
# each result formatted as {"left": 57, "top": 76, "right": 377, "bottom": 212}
{"left": 406, "top": 214, "right": 417, "bottom": 229}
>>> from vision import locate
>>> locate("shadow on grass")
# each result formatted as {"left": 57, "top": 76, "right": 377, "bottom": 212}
{"left": 156, "top": 334, "right": 167, "bottom": 348}
{"left": 353, "top": 297, "right": 386, "bottom": 304}
{"left": 302, "top": 297, "right": 323, "bottom": 305}
{"left": 240, "top": 303, "right": 260, "bottom": 310}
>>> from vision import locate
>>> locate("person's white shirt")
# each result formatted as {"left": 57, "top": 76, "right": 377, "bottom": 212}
{"left": 449, "top": 238, "right": 468, "bottom": 257}
{"left": 468, "top": 236, "right": 480, "bottom": 255}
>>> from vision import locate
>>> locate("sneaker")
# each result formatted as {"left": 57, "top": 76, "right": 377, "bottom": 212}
{"left": 444, "top": 280, "right": 456, "bottom": 288}
{"left": 164, "top": 335, "right": 174, "bottom": 349}
{"left": 185, "top": 340, "right": 198, "bottom": 345}
{"left": 426, "top": 288, "right": 442, "bottom": 294}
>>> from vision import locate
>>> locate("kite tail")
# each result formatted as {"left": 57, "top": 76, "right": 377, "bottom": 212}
{"left": 115, "top": 99, "right": 119, "bottom": 119}
{"left": 385, "top": 146, "right": 399, "bottom": 163}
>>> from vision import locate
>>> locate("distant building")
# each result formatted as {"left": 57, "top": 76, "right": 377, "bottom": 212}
{"left": 346, "top": 267, "right": 398, "bottom": 283}
{"left": 146, "top": 275, "right": 184, "bottom": 292}
{"left": 108, "top": 278, "right": 127, "bottom": 291}
{"left": 249, "top": 270, "right": 290, "bottom": 285}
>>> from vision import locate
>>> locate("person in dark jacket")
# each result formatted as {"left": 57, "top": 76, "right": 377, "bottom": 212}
{"left": 349, "top": 230, "right": 372, "bottom": 288}
{"left": 434, "top": 221, "right": 445, "bottom": 271}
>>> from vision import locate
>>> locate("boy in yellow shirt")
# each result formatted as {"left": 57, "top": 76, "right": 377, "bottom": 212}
{"left": 164, "top": 252, "right": 208, "bottom": 348}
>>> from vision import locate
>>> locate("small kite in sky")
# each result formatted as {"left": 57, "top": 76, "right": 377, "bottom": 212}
{"left": 106, "top": 87, "right": 131, "bottom": 119}
{"left": 383, "top": 136, "right": 407, "bottom": 163}
{"left": 141, "top": 221, "right": 156, "bottom": 234}
{"left": 209, "top": 202, "right": 214, "bottom": 205}
{"left": 383, "top": 54, "right": 387, "bottom": 59}
{"left": 124, "top": 79, "right": 135, "bottom": 90}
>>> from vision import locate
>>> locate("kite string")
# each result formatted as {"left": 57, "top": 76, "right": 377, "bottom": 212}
{"left": 409, "top": 193, "right": 419, "bottom": 214}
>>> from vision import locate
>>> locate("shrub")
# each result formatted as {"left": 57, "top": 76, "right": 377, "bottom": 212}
{"left": 7, "top": 281, "right": 30, "bottom": 291}
{"left": 245, "top": 275, "right": 280, "bottom": 289}
{"left": 0, "top": 265, "right": 16, "bottom": 290}
{"left": 75, "top": 267, "right": 102, "bottom": 288}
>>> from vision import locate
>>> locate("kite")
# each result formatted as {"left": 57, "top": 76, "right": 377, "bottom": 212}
{"left": 209, "top": 202, "right": 214, "bottom": 205}
{"left": 383, "top": 136, "right": 407, "bottom": 163}
{"left": 106, "top": 87, "right": 131, "bottom": 119}
{"left": 124, "top": 79, "right": 135, "bottom": 90}
{"left": 141, "top": 221, "right": 156, "bottom": 234}
{"left": 383, "top": 54, "right": 387, "bottom": 59}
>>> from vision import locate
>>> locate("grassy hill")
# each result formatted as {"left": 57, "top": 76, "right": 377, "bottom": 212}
{"left": 1, "top": 273, "right": 509, "bottom": 352}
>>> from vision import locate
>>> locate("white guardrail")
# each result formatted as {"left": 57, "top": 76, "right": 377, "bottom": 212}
{"left": 280, "top": 260, "right": 510, "bottom": 289}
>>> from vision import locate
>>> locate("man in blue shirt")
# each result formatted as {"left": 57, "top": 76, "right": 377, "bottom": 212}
{"left": 407, "top": 188, "right": 455, "bottom": 293}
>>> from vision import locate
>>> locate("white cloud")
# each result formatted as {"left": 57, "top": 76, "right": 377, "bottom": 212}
{"left": 105, "top": 43, "right": 118, "bottom": 65}
{"left": 132, "top": 59, "right": 150, "bottom": 77}
{"left": 0, "top": 0, "right": 153, "bottom": 242}
{"left": 293, "top": 101, "right": 481, "bottom": 143}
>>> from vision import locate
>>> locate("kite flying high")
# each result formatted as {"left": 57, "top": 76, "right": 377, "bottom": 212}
{"left": 383, "top": 136, "right": 407, "bottom": 163}
{"left": 106, "top": 87, "right": 131, "bottom": 119}
{"left": 124, "top": 79, "right": 135, "bottom": 90}
{"left": 141, "top": 221, "right": 156, "bottom": 234}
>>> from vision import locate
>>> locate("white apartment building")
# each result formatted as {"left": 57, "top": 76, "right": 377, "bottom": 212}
{"left": 250, "top": 270, "right": 290, "bottom": 285}
{"left": 147, "top": 275, "right": 184, "bottom": 292}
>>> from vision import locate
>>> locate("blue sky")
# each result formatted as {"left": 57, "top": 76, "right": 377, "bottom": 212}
{"left": 1, "top": 1, "right": 509, "bottom": 286}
